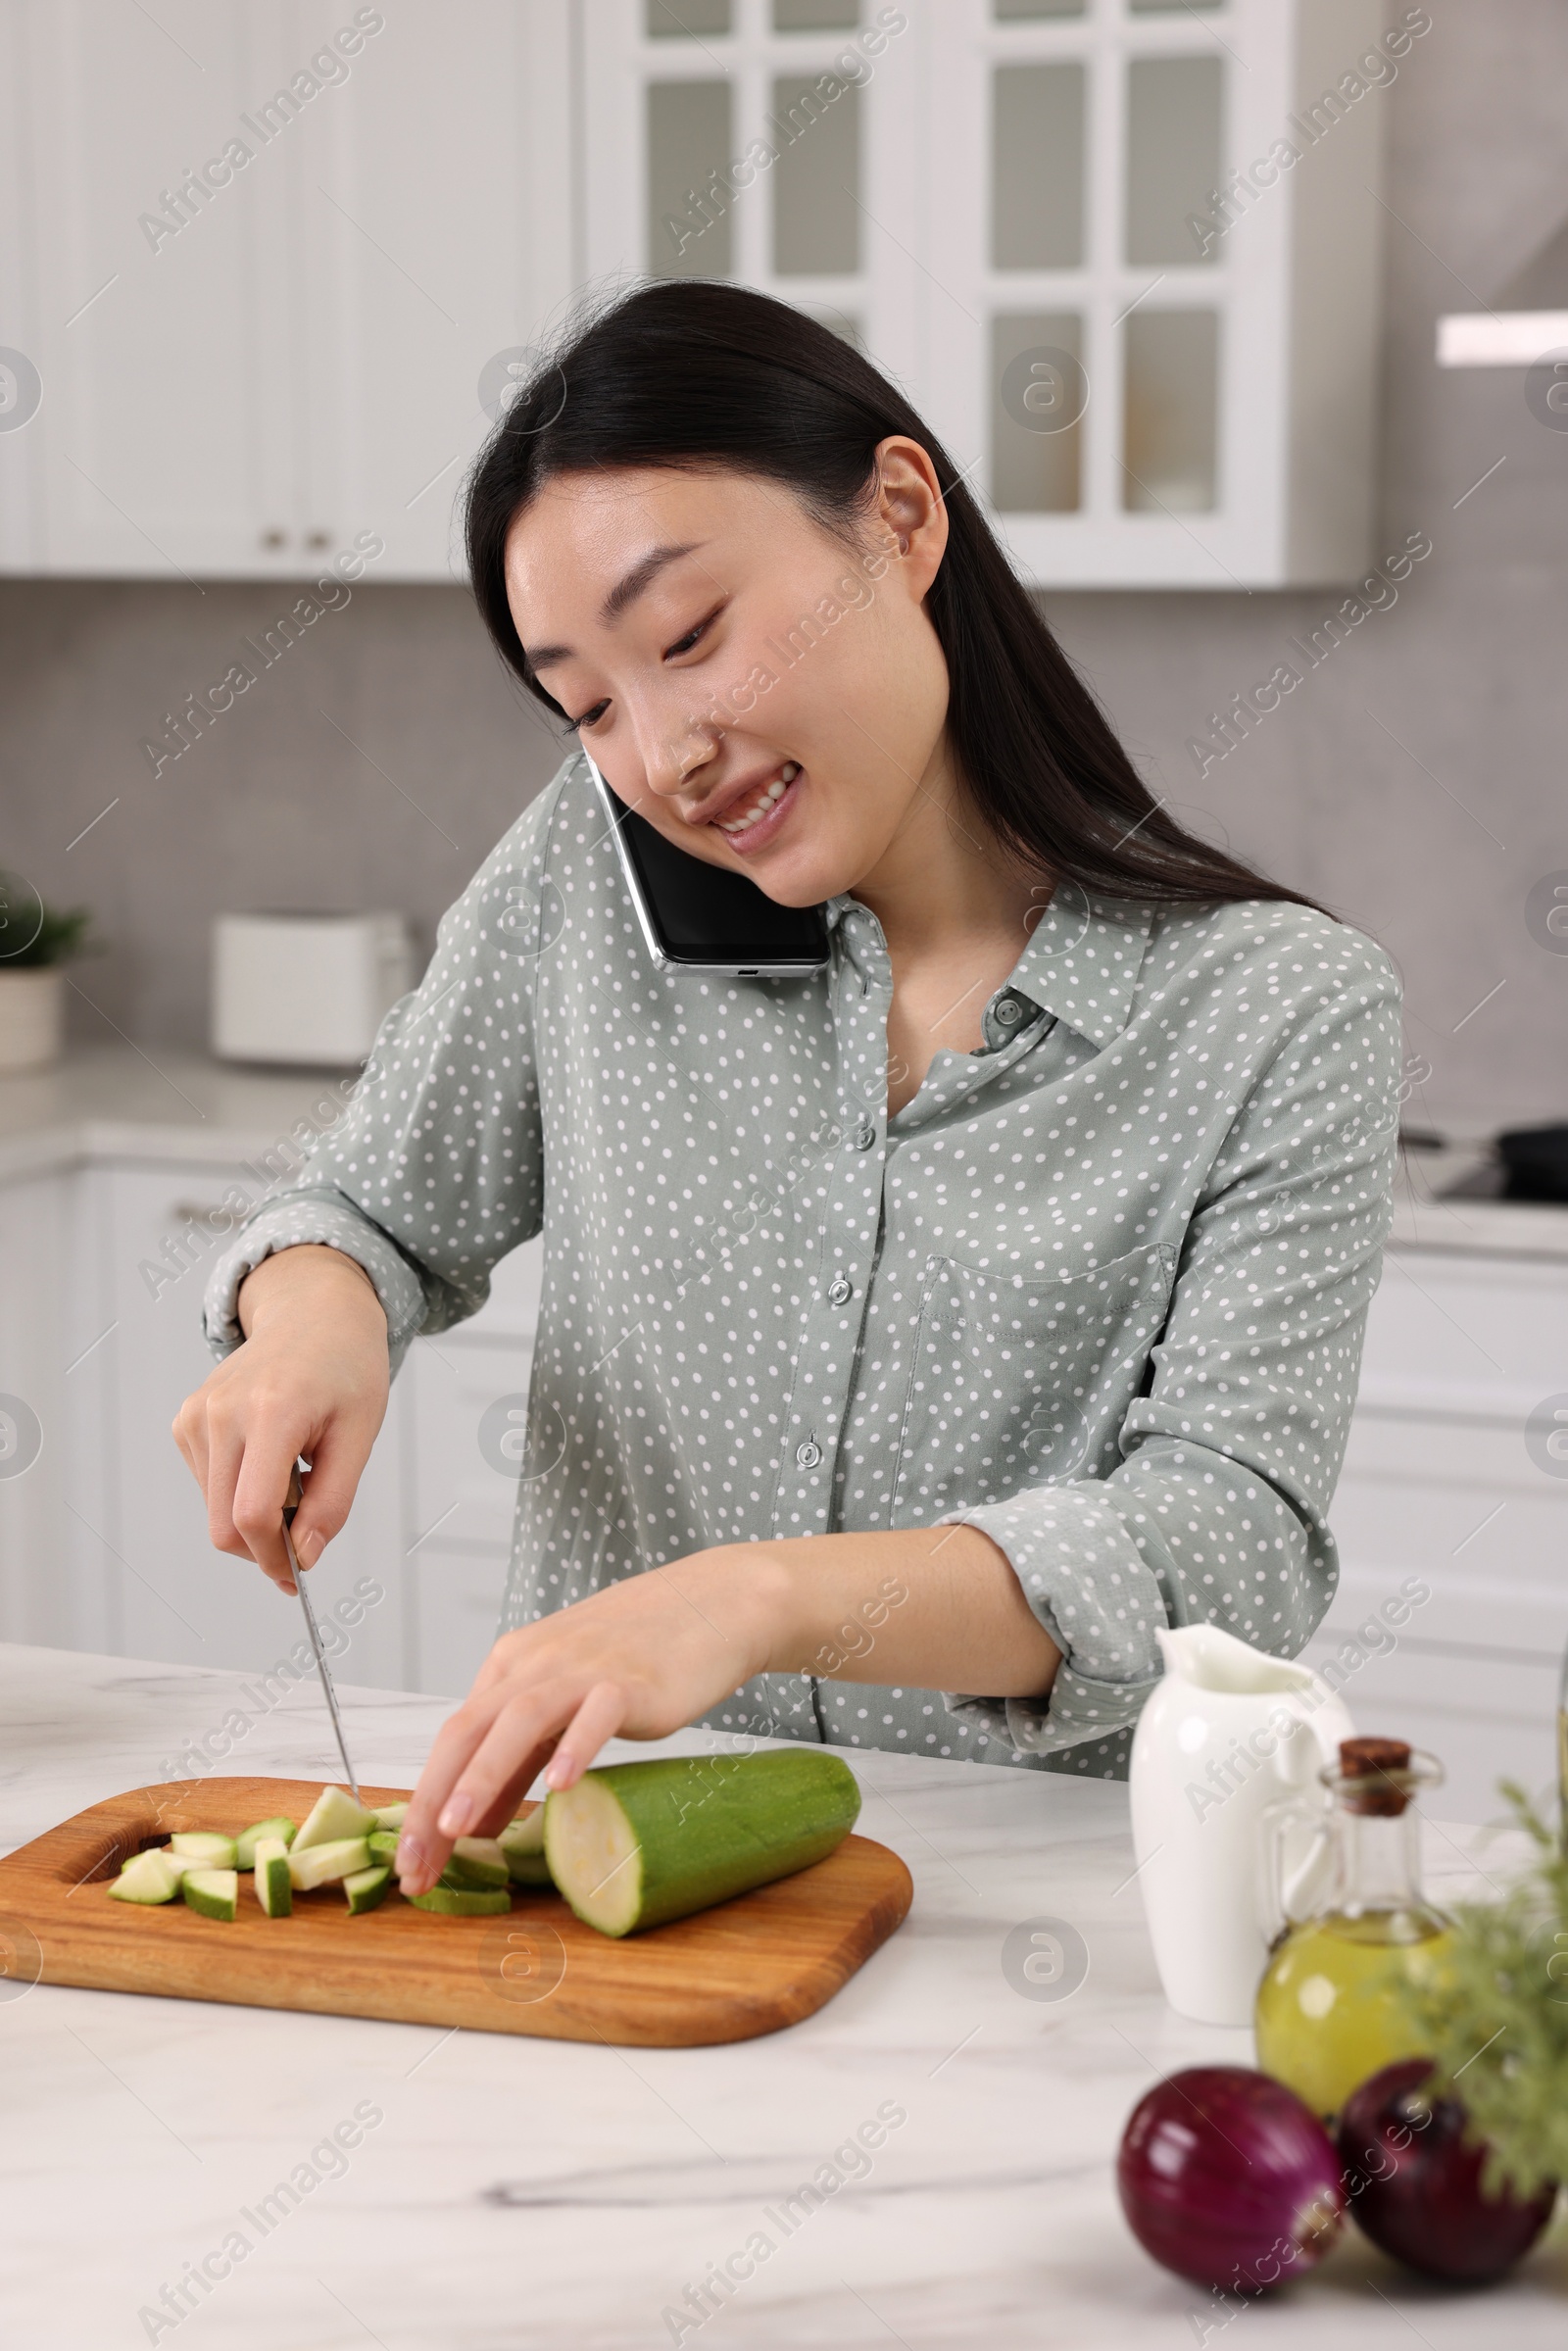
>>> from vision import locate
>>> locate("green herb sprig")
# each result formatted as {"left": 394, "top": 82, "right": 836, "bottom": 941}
{"left": 1401, "top": 1782, "right": 1568, "bottom": 2200}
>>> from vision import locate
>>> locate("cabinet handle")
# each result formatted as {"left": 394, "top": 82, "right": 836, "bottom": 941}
{"left": 259, "top": 527, "right": 286, "bottom": 550}
{"left": 305, "top": 528, "right": 331, "bottom": 551}
{"left": 170, "top": 1200, "right": 243, "bottom": 1228}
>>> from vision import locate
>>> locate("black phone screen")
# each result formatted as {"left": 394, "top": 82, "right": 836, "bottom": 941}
{"left": 617, "top": 804, "right": 829, "bottom": 969}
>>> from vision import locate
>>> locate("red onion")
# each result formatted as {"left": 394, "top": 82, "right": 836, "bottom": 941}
{"left": 1338, "top": 2060, "right": 1557, "bottom": 2283}
{"left": 1118, "top": 2066, "right": 1345, "bottom": 2292}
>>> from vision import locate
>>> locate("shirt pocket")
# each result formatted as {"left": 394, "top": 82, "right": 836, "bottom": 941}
{"left": 891, "top": 1241, "right": 1179, "bottom": 1521}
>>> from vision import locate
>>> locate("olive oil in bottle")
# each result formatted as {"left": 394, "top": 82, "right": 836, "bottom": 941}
{"left": 1254, "top": 1736, "right": 1453, "bottom": 2123}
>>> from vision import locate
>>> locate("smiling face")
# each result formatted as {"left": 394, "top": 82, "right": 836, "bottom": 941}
{"left": 503, "top": 447, "right": 959, "bottom": 908}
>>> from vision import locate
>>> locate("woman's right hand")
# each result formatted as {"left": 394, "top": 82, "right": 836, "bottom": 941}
{"left": 172, "top": 1245, "right": 390, "bottom": 1593}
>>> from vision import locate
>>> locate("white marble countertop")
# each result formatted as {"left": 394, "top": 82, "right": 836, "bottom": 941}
{"left": 0, "top": 1642, "right": 1560, "bottom": 2350}
{"left": 0, "top": 1045, "right": 360, "bottom": 1183}
{"left": 6, "top": 1047, "right": 1568, "bottom": 1259}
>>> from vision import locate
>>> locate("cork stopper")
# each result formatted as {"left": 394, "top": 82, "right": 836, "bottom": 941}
{"left": 1338, "top": 1735, "right": 1414, "bottom": 1816}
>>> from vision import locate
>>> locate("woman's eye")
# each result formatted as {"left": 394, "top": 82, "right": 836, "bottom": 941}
{"left": 573, "top": 701, "right": 610, "bottom": 730}
{"left": 664, "top": 606, "right": 721, "bottom": 661}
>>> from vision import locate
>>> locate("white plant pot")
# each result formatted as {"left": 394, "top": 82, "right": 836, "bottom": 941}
{"left": 0, "top": 966, "right": 66, "bottom": 1072}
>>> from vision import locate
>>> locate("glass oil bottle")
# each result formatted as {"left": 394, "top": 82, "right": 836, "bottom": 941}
{"left": 1254, "top": 1735, "right": 1453, "bottom": 2123}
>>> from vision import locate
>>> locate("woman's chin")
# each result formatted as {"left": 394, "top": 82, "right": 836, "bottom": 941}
{"left": 742, "top": 843, "right": 852, "bottom": 910}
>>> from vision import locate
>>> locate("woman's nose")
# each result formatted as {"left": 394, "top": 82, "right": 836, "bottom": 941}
{"left": 640, "top": 715, "right": 722, "bottom": 802}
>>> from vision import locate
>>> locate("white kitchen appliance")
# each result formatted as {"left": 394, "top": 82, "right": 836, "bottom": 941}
{"left": 211, "top": 910, "right": 413, "bottom": 1067}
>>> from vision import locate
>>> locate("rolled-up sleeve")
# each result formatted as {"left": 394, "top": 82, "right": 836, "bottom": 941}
{"left": 944, "top": 941, "right": 1403, "bottom": 1756}
{"left": 202, "top": 779, "right": 559, "bottom": 1373}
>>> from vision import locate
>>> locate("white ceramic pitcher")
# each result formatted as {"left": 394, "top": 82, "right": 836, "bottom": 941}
{"left": 1128, "top": 1624, "right": 1353, "bottom": 2027}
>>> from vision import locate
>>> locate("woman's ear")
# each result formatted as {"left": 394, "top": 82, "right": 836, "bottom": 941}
{"left": 870, "top": 436, "right": 950, "bottom": 598}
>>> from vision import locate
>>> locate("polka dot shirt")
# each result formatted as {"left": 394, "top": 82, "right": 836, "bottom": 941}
{"left": 206, "top": 754, "right": 1403, "bottom": 1782}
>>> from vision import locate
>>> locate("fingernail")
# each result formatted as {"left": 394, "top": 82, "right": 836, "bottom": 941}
{"left": 296, "top": 1527, "right": 324, "bottom": 1570}
{"left": 544, "top": 1754, "right": 574, "bottom": 1791}
{"left": 438, "top": 1793, "right": 473, "bottom": 1837}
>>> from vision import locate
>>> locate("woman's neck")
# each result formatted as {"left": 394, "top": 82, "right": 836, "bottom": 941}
{"left": 849, "top": 747, "right": 1051, "bottom": 1111}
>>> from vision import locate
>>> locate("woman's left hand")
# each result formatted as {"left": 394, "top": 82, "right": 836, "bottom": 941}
{"left": 395, "top": 1545, "right": 783, "bottom": 1893}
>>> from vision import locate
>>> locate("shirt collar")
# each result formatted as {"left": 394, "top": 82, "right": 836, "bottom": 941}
{"left": 1005, "top": 888, "right": 1154, "bottom": 1050}
{"left": 828, "top": 887, "right": 1154, "bottom": 1053}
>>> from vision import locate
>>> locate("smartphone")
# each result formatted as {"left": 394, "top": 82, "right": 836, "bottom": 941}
{"left": 586, "top": 754, "right": 829, "bottom": 979}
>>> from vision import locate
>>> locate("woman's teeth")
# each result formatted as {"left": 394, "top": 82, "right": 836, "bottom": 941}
{"left": 718, "top": 761, "right": 800, "bottom": 835}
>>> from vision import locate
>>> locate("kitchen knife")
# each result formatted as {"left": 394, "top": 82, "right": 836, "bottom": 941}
{"left": 282, "top": 1462, "right": 362, "bottom": 1803}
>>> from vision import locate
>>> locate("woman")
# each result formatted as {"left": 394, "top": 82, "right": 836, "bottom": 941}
{"left": 177, "top": 282, "right": 1401, "bottom": 1898}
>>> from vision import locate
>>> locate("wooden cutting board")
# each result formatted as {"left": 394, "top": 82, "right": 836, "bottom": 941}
{"left": 0, "top": 1777, "right": 913, "bottom": 2047}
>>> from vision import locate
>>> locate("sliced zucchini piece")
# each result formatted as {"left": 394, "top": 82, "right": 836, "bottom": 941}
{"left": 292, "top": 1787, "right": 379, "bottom": 1853}
{"left": 367, "top": 1830, "right": 401, "bottom": 1868}
{"left": 110, "top": 1848, "right": 182, "bottom": 1905}
{"left": 182, "top": 1868, "right": 239, "bottom": 1922}
{"left": 544, "top": 1749, "right": 861, "bottom": 1937}
{"left": 234, "top": 1816, "right": 297, "bottom": 1869}
{"left": 343, "top": 1864, "right": 392, "bottom": 1916}
{"left": 171, "top": 1831, "right": 237, "bottom": 1870}
{"left": 252, "top": 1836, "right": 293, "bottom": 1918}
{"left": 405, "top": 1885, "right": 512, "bottom": 1917}
{"left": 123, "top": 1843, "right": 190, "bottom": 1882}
{"left": 499, "top": 1808, "right": 554, "bottom": 1887}
{"left": 371, "top": 1802, "right": 409, "bottom": 1830}
{"left": 288, "top": 1836, "right": 370, "bottom": 1891}
{"left": 441, "top": 1837, "right": 509, "bottom": 1892}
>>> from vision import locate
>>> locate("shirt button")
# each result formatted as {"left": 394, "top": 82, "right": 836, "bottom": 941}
{"left": 795, "top": 1439, "right": 822, "bottom": 1470}
{"left": 826, "top": 1274, "right": 853, "bottom": 1305}
{"left": 851, "top": 1115, "right": 877, "bottom": 1151}
{"left": 995, "top": 995, "right": 1023, "bottom": 1026}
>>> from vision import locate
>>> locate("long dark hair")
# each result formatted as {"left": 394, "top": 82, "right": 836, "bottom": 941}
{"left": 466, "top": 281, "right": 1316, "bottom": 913}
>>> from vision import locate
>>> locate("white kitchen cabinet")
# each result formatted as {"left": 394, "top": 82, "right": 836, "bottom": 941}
{"left": 0, "top": 1139, "right": 542, "bottom": 1696}
{"left": 395, "top": 1232, "right": 542, "bottom": 1693}
{"left": 5, "top": 0, "right": 572, "bottom": 580}
{"left": 581, "top": 0, "right": 1393, "bottom": 587}
{"left": 5, "top": 0, "right": 1392, "bottom": 588}
{"left": 1304, "top": 1237, "right": 1568, "bottom": 1822}
{"left": 0, "top": 1168, "right": 78, "bottom": 1642}
{"left": 18, "top": 4, "right": 299, "bottom": 581}
{"left": 95, "top": 1159, "right": 410, "bottom": 1683}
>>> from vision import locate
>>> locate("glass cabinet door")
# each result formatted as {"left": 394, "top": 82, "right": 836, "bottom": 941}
{"left": 587, "top": 0, "right": 1381, "bottom": 587}
{"left": 587, "top": 0, "right": 926, "bottom": 401}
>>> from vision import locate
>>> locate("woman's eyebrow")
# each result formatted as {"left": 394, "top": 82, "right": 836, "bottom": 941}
{"left": 523, "top": 541, "right": 710, "bottom": 674}
{"left": 602, "top": 539, "right": 706, "bottom": 622}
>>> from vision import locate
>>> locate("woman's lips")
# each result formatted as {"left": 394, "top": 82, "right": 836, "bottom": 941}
{"left": 710, "top": 760, "right": 801, "bottom": 856}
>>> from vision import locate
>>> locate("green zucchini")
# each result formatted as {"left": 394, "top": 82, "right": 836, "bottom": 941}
{"left": 343, "top": 1864, "right": 391, "bottom": 1915}
{"left": 253, "top": 1837, "right": 293, "bottom": 1917}
{"left": 367, "top": 1830, "right": 401, "bottom": 1868}
{"left": 292, "top": 1787, "right": 378, "bottom": 1852}
{"left": 405, "top": 1885, "right": 512, "bottom": 1917}
{"left": 288, "top": 1836, "right": 369, "bottom": 1891}
{"left": 543, "top": 1749, "right": 860, "bottom": 1937}
{"left": 372, "top": 1802, "right": 409, "bottom": 1830}
{"left": 499, "top": 1808, "right": 554, "bottom": 1886}
{"left": 110, "top": 1848, "right": 181, "bottom": 1905}
{"left": 235, "top": 1816, "right": 296, "bottom": 1868}
{"left": 441, "top": 1837, "right": 509, "bottom": 1892}
{"left": 172, "top": 1831, "right": 237, "bottom": 1870}
{"left": 182, "top": 1868, "right": 238, "bottom": 1922}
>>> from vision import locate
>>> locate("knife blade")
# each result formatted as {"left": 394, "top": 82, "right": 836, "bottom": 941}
{"left": 283, "top": 1462, "right": 362, "bottom": 1804}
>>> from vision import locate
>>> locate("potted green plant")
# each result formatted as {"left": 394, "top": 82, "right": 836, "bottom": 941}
{"left": 0, "top": 871, "right": 92, "bottom": 1073}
